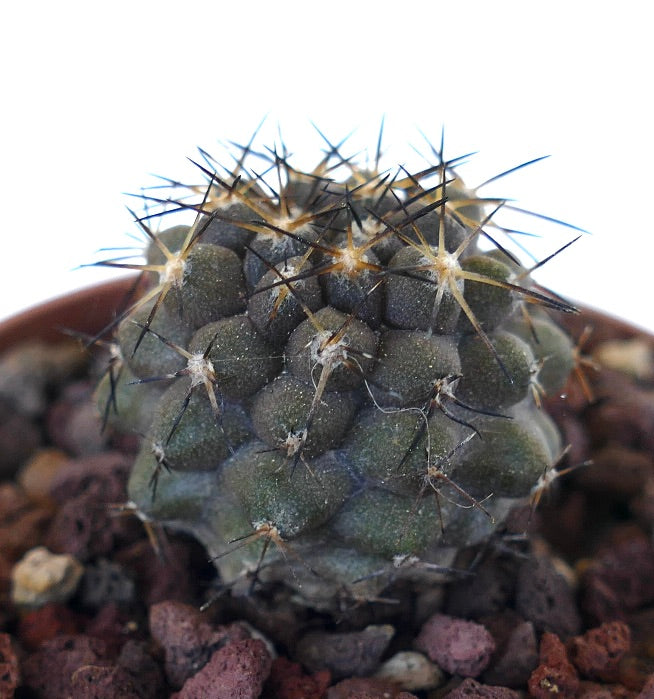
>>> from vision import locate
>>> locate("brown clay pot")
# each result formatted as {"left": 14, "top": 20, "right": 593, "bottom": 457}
{"left": 0, "top": 277, "right": 138, "bottom": 354}
{"left": 1, "top": 280, "right": 653, "bottom": 696}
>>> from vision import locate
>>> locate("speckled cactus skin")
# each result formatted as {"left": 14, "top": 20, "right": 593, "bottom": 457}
{"left": 95, "top": 130, "right": 578, "bottom": 609}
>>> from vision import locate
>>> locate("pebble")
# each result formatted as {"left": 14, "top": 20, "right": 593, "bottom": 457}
{"left": 374, "top": 650, "right": 444, "bottom": 691}
{"left": 414, "top": 613, "right": 495, "bottom": 678}
{"left": 445, "top": 555, "right": 518, "bottom": 619}
{"left": 78, "top": 558, "right": 136, "bottom": 609}
{"left": 594, "top": 338, "right": 654, "bottom": 381}
{"left": 481, "top": 614, "right": 539, "bottom": 688}
{"left": 173, "top": 637, "right": 272, "bottom": 699}
{"left": 295, "top": 624, "right": 395, "bottom": 681}
{"left": 10, "top": 545, "right": 84, "bottom": 607}
{"left": 514, "top": 555, "right": 581, "bottom": 638}
{"left": 16, "top": 447, "right": 69, "bottom": 506}
{"left": 0, "top": 340, "right": 87, "bottom": 417}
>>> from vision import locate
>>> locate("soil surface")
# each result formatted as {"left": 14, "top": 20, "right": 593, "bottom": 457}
{"left": 0, "top": 308, "right": 653, "bottom": 698}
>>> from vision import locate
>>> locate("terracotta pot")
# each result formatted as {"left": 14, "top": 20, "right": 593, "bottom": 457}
{"left": 0, "top": 277, "right": 138, "bottom": 354}
{"left": 2, "top": 280, "right": 654, "bottom": 696}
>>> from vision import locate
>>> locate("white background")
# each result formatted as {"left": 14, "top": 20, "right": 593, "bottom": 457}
{"left": 2, "top": 2, "right": 653, "bottom": 333}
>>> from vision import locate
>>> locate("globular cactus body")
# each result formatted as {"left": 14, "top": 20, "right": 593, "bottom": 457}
{"left": 96, "top": 129, "right": 578, "bottom": 608}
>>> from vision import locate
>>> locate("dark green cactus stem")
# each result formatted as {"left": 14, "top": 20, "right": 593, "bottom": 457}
{"left": 93, "top": 126, "right": 581, "bottom": 609}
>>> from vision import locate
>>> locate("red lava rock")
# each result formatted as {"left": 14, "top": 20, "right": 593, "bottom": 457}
{"left": 582, "top": 526, "right": 654, "bottom": 623}
{"left": 637, "top": 674, "right": 654, "bottom": 698}
{"left": 149, "top": 599, "right": 250, "bottom": 689}
{"left": 44, "top": 452, "right": 140, "bottom": 561}
{"left": 414, "top": 613, "right": 495, "bottom": 678}
{"left": 585, "top": 370, "right": 654, "bottom": 453}
{"left": 70, "top": 640, "right": 165, "bottom": 699}
{"left": 568, "top": 621, "right": 632, "bottom": 683}
{"left": 576, "top": 679, "right": 637, "bottom": 698}
{"left": 45, "top": 490, "right": 120, "bottom": 560}
{"left": 265, "top": 656, "right": 331, "bottom": 699}
{"left": 173, "top": 637, "right": 272, "bottom": 699}
{"left": 21, "top": 634, "right": 110, "bottom": 698}
{"left": 443, "top": 677, "right": 521, "bottom": 698}
{"left": 0, "top": 632, "right": 20, "bottom": 698}
{"left": 47, "top": 451, "right": 132, "bottom": 504}
{"left": 515, "top": 555, "right": 581, "bottom": 639}
{"left": 17, "top": 602, "right": 82, "bottom": 650}
{"left": 618, "top": 657, "right": 654, "bottom": 694}
{"left": 326, "top": 677, "right": 417, "bottom": 698}
{"left": 295, "top": 624, "right": 395, "bottom": 681}
{"left": 84, "top": 602, "right": 139, "bottom": 656}
{"left": 582, "top": 525, "right": 654, "bottom": 622}
{"left": 528, "top": 632, "right": 579, "bottom": 699}
{"left": 71, "top": 664, "right": 144, "bottom": 698}
{"left": 481, "top": 613, "right": 539, "bottom": 688}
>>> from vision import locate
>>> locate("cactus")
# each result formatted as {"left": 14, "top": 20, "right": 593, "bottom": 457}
{"left": 94, "top": 126, "right": 580, "bottom": 609}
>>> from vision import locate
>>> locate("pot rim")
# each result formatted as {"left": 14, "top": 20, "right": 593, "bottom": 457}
{"left": 0, "top": 276, "right": 139, "bottom": 354}
{"left": 0, "top": 277, "right": 651, "bottom": 354}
